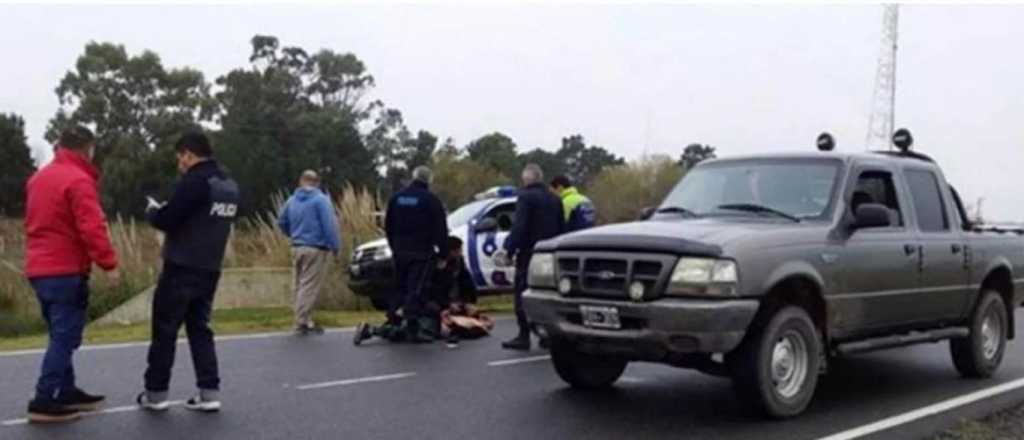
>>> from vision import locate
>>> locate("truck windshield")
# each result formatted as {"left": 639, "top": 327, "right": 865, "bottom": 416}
{"left": 660, "top": 159, "right": 841, "bottom": 220}
{"left": 447, "top": 199, "right": 491, "bottom": 228}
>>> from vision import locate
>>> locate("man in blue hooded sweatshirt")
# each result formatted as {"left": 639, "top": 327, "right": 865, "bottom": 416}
{"left": 278, "top": 170, "right": 341, "bottom": 335}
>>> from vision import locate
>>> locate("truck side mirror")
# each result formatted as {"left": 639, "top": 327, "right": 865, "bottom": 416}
{"left": 474, "top": 217, "right": 498, "bottom": 232}
{"left": 639, "top": 206, "right": 656, "bottom": 221}
{"left": 853, "top": 203, "right": 892, "bottom": 229}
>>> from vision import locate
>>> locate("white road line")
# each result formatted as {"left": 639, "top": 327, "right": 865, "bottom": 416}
{"left": 1, "top": 400, "right": 185, "bottom": 427}
{"left": 817, "top": 376, "right": 1024, "bottom": 440}
{"left": 0, "top": 327, "right": 357, "bottom": 358}
{"left": 295, "top": 372, "right": 417, "bottom": 391}
{"left": 487, "top": 355, "right": 551, "bottom": 367}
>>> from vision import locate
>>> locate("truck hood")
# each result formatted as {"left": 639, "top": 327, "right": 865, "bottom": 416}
{"left": 537, "top": 218, "right": 811, "bottom": 256}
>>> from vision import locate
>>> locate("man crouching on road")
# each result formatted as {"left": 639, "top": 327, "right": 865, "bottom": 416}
{"left": 24, "top": 126, "right": 120, "bottom": 423}
{"left": 278, "top": 170, "right": 341, "bottom": 335}
{"left": 137, "top": 131, "right": 240, "bottom": 413}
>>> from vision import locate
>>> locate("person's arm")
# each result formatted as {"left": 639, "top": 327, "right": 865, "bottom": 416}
{"left": 147, "top": 174, "right": 207, "bottom": 233}
{"left": 318, "top": 195, "right": 342, "bottom": 254}
{"left": 431, "top": 194, "right": 449, "bottom": 258}
{"left": 384, "top": 196, "right": 397, "bottom": 246}
{"left": 277, "top": 199, "right": 292, "bottom": 236}
{"left": 503, "top": 196, "right": 530, "bottom": 256}
{"left": 456, "top": 258, "right": 478, "bottom": 304}
{"left": 67, "top": 178, "right": 118, "bottom": 271}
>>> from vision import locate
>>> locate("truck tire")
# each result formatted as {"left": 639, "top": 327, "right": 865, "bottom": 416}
{"left": 550, "top": 342, "right": 627, "bottom": 390}
{"left": 729, "top": 305, "right": 821, "bottom": 418}
{"left": 370, "top": 297, "right": 390, "bottom": 311}
{"left": 950, "top": 290, "right": 1007, "bottom": 378}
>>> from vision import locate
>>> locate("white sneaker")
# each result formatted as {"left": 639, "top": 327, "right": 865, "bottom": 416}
{"left": 184, "top": 396, "right": 221, "bottom": 413}
{"left": 136, "top": 392, "right": 170, "bottom": 412}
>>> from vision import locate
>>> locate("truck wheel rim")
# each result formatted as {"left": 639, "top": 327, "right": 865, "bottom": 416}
{"left": 981, "top": 312, "right": 1001, "bottom": 360}
{"left": 771, "top": 330, "right": 809, "bottom": 399}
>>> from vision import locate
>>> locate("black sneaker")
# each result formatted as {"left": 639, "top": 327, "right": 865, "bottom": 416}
{"left": 295, "top": 326, "right": 310, "bottom": 336}
{"left": 136, "top": 392, "right": 171, "bottom": 412}
{"left": 308, "top": 325, "right": 325, "bottom": 335}
{"left": 501, "top": 336, "right": 531, "bottom": 351}
{"left": 57, "top": 388, "right": 105, "bottom": 411}
{"left": 27, "top": 398, "right": 80, "bottom": 424}
{"left": 353, "top": 323, "right": 372, "bottom": 346}
{"left": 184, "top": 395, "right": 221, "bottom": 413}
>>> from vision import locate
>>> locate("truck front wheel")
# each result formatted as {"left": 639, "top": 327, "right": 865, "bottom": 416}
{"left": 729, "top": 306, "right": 821, "bottom": 418}
{"left": 550, "top": 341, "right": 627, "bottom": 390}
{"left": 950, "top": 290, "right": 1007, "bottom": 378}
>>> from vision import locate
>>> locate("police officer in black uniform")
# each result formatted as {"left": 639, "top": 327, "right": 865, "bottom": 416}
{"left": 137, "top": 131, "right": 240, "bottom": 412}
{"left": 384, "top": 165, "right": 449, "bottom": 343}
{"left": 498, "top": 163, "right": 564, "bottom": 350}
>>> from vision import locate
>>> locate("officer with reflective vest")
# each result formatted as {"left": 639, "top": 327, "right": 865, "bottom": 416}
{"left": 550, "top": 175, "right": 597, "bottom": 233}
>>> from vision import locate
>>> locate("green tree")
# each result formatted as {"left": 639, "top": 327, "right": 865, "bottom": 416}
{"left": 555, "top": 134, "right": 624, "bottom": 187}
{"left": 0, "top": 113, "right": 36, "bottom": 216}
{"left": 588, "top": 155, "right": 685, "bottom": 224}
{"left": 431, "top": 149, "right": 510, "bottom": 210}
{"left": 517, "top": 148, "right": 563, "bottom": 182}
{"left": 215, "top": 35, "right": 379, "bottom": 215}
{"left": 679, "top": 143, "right": 717, "bottom": 169}
{"left": 466, "top": 132, "right": 519, "bottom": 178}
{"left": 46, "top": 42, "right": 216, "bottom": 216}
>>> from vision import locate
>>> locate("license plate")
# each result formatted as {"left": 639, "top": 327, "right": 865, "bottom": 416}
{"left": 580, "top": 305, "right": 621, "bottom": 329}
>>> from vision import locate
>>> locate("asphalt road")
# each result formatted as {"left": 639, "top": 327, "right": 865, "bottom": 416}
{"left": 4, "top": 314, "right": 1024, "bottom": 440}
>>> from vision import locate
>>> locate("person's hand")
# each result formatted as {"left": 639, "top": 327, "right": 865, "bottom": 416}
{"left": 105, "top": 268, "right": 122, "bottom": 285}
{"left": 436, "top": 259, "right": 448, "bottom": 270}
{"left": 145, "top": 196, "right": 165, "bottom": 213}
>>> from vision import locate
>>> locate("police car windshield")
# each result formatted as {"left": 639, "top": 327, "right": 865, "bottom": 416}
{"left": 660, "top": 158, "right": 841, "bottom": 220}
{"left": 447, "top": 199, "right": 491, "bottom": 228}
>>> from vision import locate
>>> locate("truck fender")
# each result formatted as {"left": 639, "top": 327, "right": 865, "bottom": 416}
{"left": 975, "top": 258, "right": 1015, "bottom": 339}
{"left": 757, "top": 261, "right": 829, "bottom": 341}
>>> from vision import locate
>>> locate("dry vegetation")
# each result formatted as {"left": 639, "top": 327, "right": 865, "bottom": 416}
{"left": 0, "top": 184, "right": 384, "bottom": 337}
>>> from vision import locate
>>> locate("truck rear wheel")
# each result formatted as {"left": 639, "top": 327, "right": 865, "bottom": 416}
{"left": 550, "top": 341, "right": 627, "bottom": 390}
{"left": 950, "top": 290, "right": 1007, "bottom": 378}
{"left": 729, "top": 306, "right": 821, "bottom": 418}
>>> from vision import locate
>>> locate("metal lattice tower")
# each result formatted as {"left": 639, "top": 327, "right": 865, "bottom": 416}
{"left": 866, "top": 5, "right": 899, "bottom": 150}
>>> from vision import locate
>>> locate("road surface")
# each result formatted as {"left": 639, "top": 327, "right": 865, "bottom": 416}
{"left": 3, "top": 314, "right": 1024, "bottom": 440}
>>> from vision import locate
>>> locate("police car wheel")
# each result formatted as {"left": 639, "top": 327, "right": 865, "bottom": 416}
{"left": 550, "top": 341, "right": 627, "bottom": 390}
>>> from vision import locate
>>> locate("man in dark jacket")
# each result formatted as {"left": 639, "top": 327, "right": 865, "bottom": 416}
{"left": 383, "top": 166, "right": 448, "bottom": 342}
{"left": 498, "top": 163, "right": 564, "bottom": 350}
{"left": 23, "top": 126, "right": 119, "bottom": 423}
{"left": 137, "top": 131, "right": 239, "bottom": 413}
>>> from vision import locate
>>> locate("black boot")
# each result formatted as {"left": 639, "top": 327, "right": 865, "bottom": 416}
{"left": 57, "top": 388, "right": 105, "bottom": 411}
{"left": 27, "top": 398, "right": 80, "bottom": 424}
{"left": 353, "top": 323, "right": 373, "bottom": 346}
{"left": 501, "top": 334, "right": 531, "bottom": 351}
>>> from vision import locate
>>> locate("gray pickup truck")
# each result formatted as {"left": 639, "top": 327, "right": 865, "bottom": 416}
{"left": 523, "top": 141, "right": 1024, "bottom": 418}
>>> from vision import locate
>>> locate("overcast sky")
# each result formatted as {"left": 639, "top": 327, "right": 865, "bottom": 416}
{"left": 2, "top": 3, "right": 1022, "bottom": 219}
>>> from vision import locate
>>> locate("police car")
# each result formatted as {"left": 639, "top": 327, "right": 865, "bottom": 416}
{"left": 348, "top": 186, "right": 519, "bottom": 310}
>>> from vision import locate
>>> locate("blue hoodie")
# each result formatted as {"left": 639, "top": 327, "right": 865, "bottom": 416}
{"left": 278, "top": 187, "right": 341, "bottom": 253}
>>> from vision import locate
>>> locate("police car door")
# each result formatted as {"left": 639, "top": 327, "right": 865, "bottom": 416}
{"left": 470, "top": 200, "right": 517, "bottom": 291}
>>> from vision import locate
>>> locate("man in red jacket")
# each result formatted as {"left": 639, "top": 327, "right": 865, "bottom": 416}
{"left": 23, "top": 126, "right": 120, "bottom": 424}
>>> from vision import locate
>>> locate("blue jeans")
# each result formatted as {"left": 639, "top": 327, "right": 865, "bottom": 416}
{"left": 31, "top": 275, "right": 88, "bottom": 401}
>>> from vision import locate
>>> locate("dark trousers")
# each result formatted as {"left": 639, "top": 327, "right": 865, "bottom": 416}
{"left": 144, "top": 263, "right": 221, "bottom": 392}
{"left": 513, "top": 252, "right": 531, "bottom": 337}
{"left": 31, "top": 275, "right": 88, "bottom": 400}
{"left": 390, "top": 255, "right": 432, "bottom": 332}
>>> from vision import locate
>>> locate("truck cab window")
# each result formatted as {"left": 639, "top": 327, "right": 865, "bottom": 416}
{"left": 852, "top": 171, "right": 903, "bottom": 226}
{"left": 905, "top": 170, "right": 950, "bottom": 232}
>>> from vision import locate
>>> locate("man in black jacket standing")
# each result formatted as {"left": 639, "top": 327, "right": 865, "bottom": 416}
{"left": 498, "top": 163, "right": 564, "bottom": 350}
{"left": 383, "top": 166, "right": 448, "bottom": 343}
{"left": 137, "top": 131, "right": 240, "bottom": 413}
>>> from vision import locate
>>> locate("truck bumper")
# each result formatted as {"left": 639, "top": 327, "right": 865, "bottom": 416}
{"left": 523, "top": 289, "right": 759, "bottom": 361}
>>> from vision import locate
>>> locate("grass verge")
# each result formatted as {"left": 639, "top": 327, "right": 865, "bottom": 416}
{"left": 933, "top": 401, "right": 1024, "bottom": 440}
{"left": 0, "top": 295, "right": 514, "bottom": 352}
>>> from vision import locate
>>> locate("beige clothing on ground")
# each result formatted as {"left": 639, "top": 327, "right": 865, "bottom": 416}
{"left": 292, "top": 246, "right": 329, "bottom": 328}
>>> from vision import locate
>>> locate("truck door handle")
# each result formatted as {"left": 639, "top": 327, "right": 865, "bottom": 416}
{"left": 951, "top": 244, "right": 963, "bottom": 254}
{"left": 904, "top": 244, "right": 918, "bottom": 256}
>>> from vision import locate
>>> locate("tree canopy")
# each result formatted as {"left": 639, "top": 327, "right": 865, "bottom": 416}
{"left": 0, "top": 113, "right": 36, "bottom": 216}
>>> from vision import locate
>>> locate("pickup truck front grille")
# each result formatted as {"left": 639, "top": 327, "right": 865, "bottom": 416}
{"left": 556, "top": 252, "right": 677, "bottom": 301}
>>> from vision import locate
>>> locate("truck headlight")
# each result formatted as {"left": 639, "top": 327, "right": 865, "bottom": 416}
{"left": 527, "top": 253, "right": 556, "bottom": 288}
{"left": 666, "top": 258, "right": 739, "bottom": 296}
{"left": 373, "top": 246, "right": 392, "bottom": 261}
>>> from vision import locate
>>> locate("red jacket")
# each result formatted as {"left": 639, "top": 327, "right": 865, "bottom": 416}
{"left": 24, "top": 148, "right": 118, "bottom": 278}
